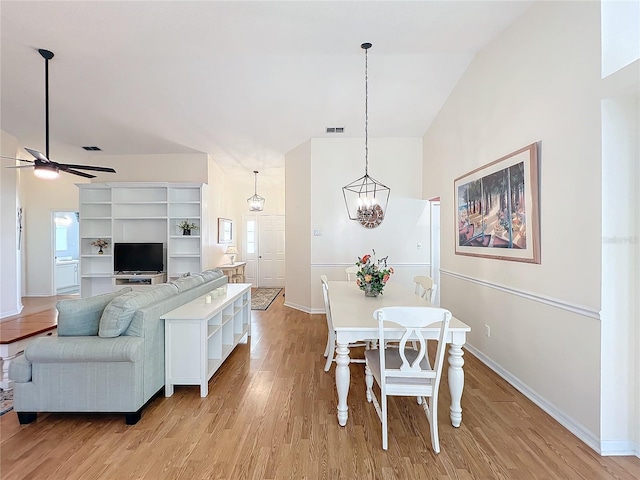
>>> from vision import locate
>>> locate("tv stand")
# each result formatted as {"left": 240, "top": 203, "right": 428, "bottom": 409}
{"left": 113, "top": 273, "right": 167, "bottom": 288}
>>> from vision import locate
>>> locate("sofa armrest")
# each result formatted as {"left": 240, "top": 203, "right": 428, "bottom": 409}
{"left": 25, "top": 336, "right": 143, "bottom": 363}
{"left": 8, "top": 354, "right": 32, "bottom": 383}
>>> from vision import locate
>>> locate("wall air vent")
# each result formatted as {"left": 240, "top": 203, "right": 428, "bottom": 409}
{"left": 326, "top": 127, "right": 345, "bottom": 133}
{"left": 82, "top": 146, "right": 102, "bottom": 151}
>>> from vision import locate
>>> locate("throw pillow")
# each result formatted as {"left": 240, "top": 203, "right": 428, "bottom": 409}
{"left": 57, "top": 287, "right": 132, "bottom": 336}
{"left": 99, "top": 284, "right": 179, "bottom": 337}
{"left": 98, "top": 291, "right": 142, "bottom": 338}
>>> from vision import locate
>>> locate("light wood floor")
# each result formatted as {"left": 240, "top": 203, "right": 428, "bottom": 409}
{"left": 1, "top": 291, "right": 639, "bottom": 479}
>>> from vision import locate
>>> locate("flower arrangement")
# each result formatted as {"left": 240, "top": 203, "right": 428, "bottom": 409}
{"left": 178, "top": 220, "right": 199, "bottom": 231}
{"left": 355, "top": 249, "right": 394, "bottom": 296}
{"left": 90, "top": 238, "right": 108, "bottom": 249}
{"left": 91, "top": 238, "right": 108, "bottom": 254}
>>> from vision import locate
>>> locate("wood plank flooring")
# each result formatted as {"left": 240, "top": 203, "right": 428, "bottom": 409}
{"left": 0, "top": 295, "right": 76, "bottom": 343}
{"left": 1, "top": 290, "right": 639, "bottom": 479}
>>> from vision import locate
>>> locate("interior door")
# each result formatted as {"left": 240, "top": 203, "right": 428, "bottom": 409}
{"left": 258, "top": 215, "right": 285, "bottom": 287}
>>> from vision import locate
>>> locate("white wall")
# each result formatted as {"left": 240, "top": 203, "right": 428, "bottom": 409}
{"left": 601, "top": 90, "right": 639, "bottom": 453}
{"left": 0, "top": 130, "right": 22, "bottom": 316}
{"left": 422, "top": 0, "right": 619, "bottom": 452}
{"left": 285, "top": 137, "right": 429, "bottom": 313}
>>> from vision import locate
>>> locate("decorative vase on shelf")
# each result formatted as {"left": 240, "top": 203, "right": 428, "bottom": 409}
{"left": 98, "top": 247, "right": 104, "bottom": 255}
{"left": 364, "top": 283, "right": 379, "bottom": 297}
{"left": 183, "top": 229, "right": 191, "bottom": 236}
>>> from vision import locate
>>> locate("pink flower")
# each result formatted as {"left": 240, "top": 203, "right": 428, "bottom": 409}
{"left": 356, "top": 279, "right": 361, "bottom": 286}
{"left": 389, "top": 267, "right": 394, "bottom": 274}
{"left": 361, "top": 254, "right": 371, "bottom": 263}
{"left": 383, "top": 274, "right": 390, "bottom": 283}
{"left": 364, "top": 274, "right": 372, "bottom": 283}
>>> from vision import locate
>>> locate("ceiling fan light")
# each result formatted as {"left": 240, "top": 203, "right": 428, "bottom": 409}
{"left": 34, "top": 165, "right": 59, "bottom": 179}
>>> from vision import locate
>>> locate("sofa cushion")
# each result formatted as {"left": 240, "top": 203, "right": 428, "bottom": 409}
{"left": 98, "top": 284, "right": 179, "bottom": 338}
{"left": 25, "top": 336, "right": 144, "bottom": 363}
{"left": 170, "top": 275, "right": 204, "bottom": 292}
{"left": 57, "top": 287, "right": 133, "bottom": 336}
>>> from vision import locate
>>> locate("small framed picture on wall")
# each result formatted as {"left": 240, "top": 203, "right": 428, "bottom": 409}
{"left": 218, "top": 218, "right": 233, "bottom": 243}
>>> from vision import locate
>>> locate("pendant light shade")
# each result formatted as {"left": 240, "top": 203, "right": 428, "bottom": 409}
{"left": 247, "top": 170, "right": 265, "bottom": 211}
{"left": 342, "top": 42, "right": 390, "bottom": 228}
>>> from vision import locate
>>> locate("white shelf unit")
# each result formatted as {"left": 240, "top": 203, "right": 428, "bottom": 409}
{"left": 167, "top": 185, "right": 207, "bottom": 281}
{"left": 161, "top": 283, "right": 251, "bottom": 397}
{"left": 79, "top": 185, "right": 113, "bottom": 297}
{"left": 78, "top": 182, "right": 208, "bottom": 297}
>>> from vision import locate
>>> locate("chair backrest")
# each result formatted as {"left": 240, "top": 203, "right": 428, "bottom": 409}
{"left": 373, "top": 306, "right": 451, "bottom": 393}
{"left": 320, "top": 275, "right": 333, "bottom": 330}
{"left": 413, "top": 275, "right": 436, "bottom": 304}
{"left": 345, "top": 266, "right": 359, "bottom": 281}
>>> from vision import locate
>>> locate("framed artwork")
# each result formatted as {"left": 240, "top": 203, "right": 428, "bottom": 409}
{"left": 454, "top": 143, "right": 540, "bottom": 264}
{"left": 218, "top": 218, "right": 233, "bottom": 243}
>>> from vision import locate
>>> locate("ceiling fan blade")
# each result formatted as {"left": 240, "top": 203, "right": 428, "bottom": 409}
{"left": 24, "top": 147, "right": 50, "bottom": 163}
{"left": 5, "top": 165, "right": 36, "bottom": 169}
{"left": 59, "top": 166, "right": 96, "bottom": 178}
{"left": 60, "top": 164, "right": 116, "bottom": 173}
{"left": 0, "top": 155, "right": 35, "bottom": 163}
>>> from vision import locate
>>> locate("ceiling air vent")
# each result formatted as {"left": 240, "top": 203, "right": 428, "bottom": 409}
{"left": 326, "top": 127, "right": 344, "bottom": 134}
{"left": 82, "top": 146, "right": 102, "bottom": 151}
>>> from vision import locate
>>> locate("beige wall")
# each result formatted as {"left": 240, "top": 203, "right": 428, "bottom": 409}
{"left": 284, "top": 137, "right": 428, "bottom": 313}
{"left": 284, "top": 140, "right": 312, "bottom": 312}
{"left": 20, "top": 161, "right": 89, "bottom": 296}
{"left": 423, "top": 0, "right": 638, "bottom": 454}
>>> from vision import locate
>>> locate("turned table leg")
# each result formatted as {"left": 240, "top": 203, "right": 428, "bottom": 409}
{"left": 335, "top": 342, "right": 351, "bottom": 426}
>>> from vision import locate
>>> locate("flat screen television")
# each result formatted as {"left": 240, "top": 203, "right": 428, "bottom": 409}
{"left": 114, "top": 243, "right": 164, "bottom": 274}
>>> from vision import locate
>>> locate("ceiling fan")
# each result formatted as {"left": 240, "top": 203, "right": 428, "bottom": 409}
{"left": 2, "top": 49, "right": 116, "bottom": 179}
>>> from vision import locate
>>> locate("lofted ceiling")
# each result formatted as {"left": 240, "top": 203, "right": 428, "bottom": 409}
{"left": 0, "top": 1, "right": 533, "bottom": 187}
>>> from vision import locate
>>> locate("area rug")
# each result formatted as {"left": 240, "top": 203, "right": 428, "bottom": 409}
{"left": 252, "top": 288, "right": 282, "bottom": 310}
{"left": 0, "top": 388, "right": 13, "bottom": 416}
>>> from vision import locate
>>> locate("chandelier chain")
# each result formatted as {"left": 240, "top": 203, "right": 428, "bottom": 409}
{"left": 364, "top": 46, "right": 369, "bottom": 176}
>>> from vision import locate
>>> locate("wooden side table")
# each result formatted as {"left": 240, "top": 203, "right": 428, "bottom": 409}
{"left": 219, "top": 262, "right": 246, "bottom": 283}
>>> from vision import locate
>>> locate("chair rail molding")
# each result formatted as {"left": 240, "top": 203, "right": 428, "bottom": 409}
{"left": 440, "top": 269, "right": 599, "bottom": 320}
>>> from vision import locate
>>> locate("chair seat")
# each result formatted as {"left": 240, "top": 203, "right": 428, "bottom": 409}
{"left": 365, "top": 348, "right": 435, "bottom": 388}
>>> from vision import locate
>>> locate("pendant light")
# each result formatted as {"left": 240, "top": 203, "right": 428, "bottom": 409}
{"left": 247, "top": 170, "right": 265, "bottom": 211}
{"left": 342, "top": 42, "right": 390, "bottom": 229}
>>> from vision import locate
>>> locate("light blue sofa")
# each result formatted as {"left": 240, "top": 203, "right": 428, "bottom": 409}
{"left": 9, "top": 269, "right": 227, "bottom": 425}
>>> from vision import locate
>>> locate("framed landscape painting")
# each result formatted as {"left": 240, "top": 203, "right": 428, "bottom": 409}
{"left": 454, "top": 143, "right": 540, "bottom": 264}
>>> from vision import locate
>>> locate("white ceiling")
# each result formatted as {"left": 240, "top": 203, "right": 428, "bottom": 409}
{"left": 0, "top": 1, "right": 533, "bottom": 187}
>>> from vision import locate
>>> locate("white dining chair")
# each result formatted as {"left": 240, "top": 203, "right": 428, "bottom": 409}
{"left": 365, "top": 306, "right": 451, "bottom": 452}
{"left": 321, "top": 275, "right": 367, "bottom": 372}
{"left": 345, "top": 266, "right": 359, "bottom": 281}
{"left": 413, "top": 275, "right": 437, "bottom": 304}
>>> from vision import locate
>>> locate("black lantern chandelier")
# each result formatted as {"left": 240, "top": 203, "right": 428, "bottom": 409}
{"left": 342, "top": 42, "right": 390, "bottom": 228}
{"left": 247, "top": 170, "right": 265, "bottom": 211}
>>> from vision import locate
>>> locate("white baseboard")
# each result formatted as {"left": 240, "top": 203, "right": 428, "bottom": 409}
{"left": 599, "top": 440, "right": 639, "bottom": 457}
{"left": 464, "top": 343, "right": 602, "bottom": 454}
{"left": 283, "top": 301, "right": 313, "bottom": 314}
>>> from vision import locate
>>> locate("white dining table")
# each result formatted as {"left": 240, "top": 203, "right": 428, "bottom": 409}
{"left": 328, "top": 280, "right": 471, "bottom": 428}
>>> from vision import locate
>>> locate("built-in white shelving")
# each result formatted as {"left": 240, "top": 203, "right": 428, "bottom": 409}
{"left": 78, "top": 182, "right": 208, "bottom": 297}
